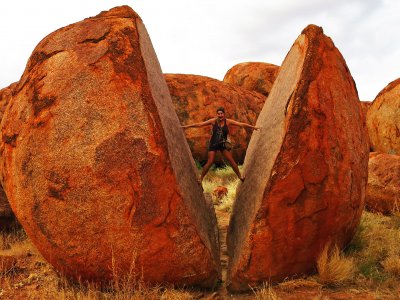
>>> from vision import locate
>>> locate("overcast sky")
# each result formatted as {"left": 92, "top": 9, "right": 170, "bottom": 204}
{"left": 1, "top": 0, "right": 399, "bottom": 101}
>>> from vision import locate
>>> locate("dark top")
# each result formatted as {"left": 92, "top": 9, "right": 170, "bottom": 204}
{"left": 209, "top": 119, "right": 229, "bottom": 151}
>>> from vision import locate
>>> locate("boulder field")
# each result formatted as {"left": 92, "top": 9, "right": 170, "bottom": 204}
{"left": 227, "top": 25, "right": 369, "bottom": 291}
{"left": 0, "top": 6, "right": 220, "bottom": 287}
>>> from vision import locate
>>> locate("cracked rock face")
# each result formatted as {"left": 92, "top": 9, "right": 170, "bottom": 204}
{"left": 366, "top": 152, "right": 400, "bottom": 215}
{"left": 366, "top": 78, "right": 400, "bottom": 155}
{"left": 0, "top": 6, "right": 220, "bottom": 286}
{"left": 223, "top": 62, "right": 280, "bottom": 97}
{"left": 227, "top": 25, "right": 369, "bottom": 291}
{"left": 166, "top": 74, "right": 266, "bottom": 164}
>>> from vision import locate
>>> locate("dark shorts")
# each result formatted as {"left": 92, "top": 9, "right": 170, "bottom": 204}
{"left": 209, "top": 143, "right": 228, "bottom": 152}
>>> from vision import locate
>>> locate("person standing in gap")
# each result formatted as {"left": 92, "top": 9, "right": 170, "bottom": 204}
{"left": 181, "top": 107, "right": 259, "bottom": 183}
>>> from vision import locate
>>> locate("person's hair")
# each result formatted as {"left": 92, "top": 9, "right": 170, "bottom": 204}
{"left": 216, "top": 107, "right": 225, "bottom": 113}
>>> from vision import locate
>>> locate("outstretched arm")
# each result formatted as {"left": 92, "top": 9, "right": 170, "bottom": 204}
{"left": 227, "top": 119, "right": 260, "bottom": 130}
{"left": 181, "top": 118, "right": 215, "bottom": 129}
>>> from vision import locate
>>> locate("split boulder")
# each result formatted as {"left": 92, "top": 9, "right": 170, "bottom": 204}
{"left": 227, "top": 25, "right": 369, "bottom": 291}
{"left": 0, "top": 6, "right": 220, "bottom": 287}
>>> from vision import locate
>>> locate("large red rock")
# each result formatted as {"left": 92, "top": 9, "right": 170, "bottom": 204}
{"left": 223, "top": 62, "right": 279, "bottom": 97}
{"left": 0, "top": 83, "right": 18, "bottom": 230}
{"left": 367, "top": 78, "right": 400, "bottom": 155}
{"left": 227, "top": 25, "right": 369, "bottom": 291}
{"left": 365, "top": 152, "right": 400, "bottom": 214}
{"left": 0, "top": 6, "right": 220, "bottom": 287}
{"left": 166, "top": 74, "right": 266, "bottom": 164}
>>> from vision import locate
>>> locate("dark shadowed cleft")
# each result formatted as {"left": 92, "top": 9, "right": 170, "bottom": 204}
{"left": 46, "top": 171, "right": 70, "bottom": 200}
{"left": 2, "top": 133, "right": 18, "bottom": 147}
{"left": 28, "top": 50, "right": 64, "bottom": 71}
{"left": 32, "top": 89, "right": 57, "bottom": 116}
{"left": 79, "top": 30, "right": 110, "bottom": 44}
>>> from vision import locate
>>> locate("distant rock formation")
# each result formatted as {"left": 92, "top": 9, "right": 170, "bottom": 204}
{"left": 367, "top": 78, "right": 400, "bottom": 155}
{"left": 166, "top": 74, "right": 266, "bottom": 164}
{"left": 360, "top": 101, "right": 372, "bottom": 150}
{"left": 223, "top": 62, "right": 279, "bottom": 97}
{"left": 0, "top": 6, "right": 220, "bottom": 287}
{"left": 366, "top": 152, "right": 400, "bottom": 214}
{"left": 227, "top": 25, "right": 369, "bottom": 291}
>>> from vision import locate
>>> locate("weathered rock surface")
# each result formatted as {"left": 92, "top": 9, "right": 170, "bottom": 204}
{"left": 0, "top": 6, "right": 220, "bottom": 287}
{"left": 223, "top": 62, "right": 280, "bottom": 97}
{"left": 365, "top": 152, "right": 400, "bottom": 214}
{"left": 166, "top": 74, "right": 266, "bottom": 164}
{"left": 367, "top": 78, "right": 400, "bottom": 155}
{"left": 227, "top": 25, "right": 369, "bottom": 291}
{"left": 0, "top": 83, "right": 16, "bottom": 120}
{"left": 360, "top": 101, "right": 372, "bottom": 150}
{"left": 0, "top": 83, "right": 18, "bottom": 230}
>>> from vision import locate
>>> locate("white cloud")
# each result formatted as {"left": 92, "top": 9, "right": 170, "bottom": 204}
{"left": 0, "top": 0, "right": 399, "bottom": 100}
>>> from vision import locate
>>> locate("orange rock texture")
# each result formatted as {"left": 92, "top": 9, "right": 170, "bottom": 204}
{"left": 0, "top": 83, "right": 16, "bottom": 120}
{"left": 223, "top": 62, "right": 280, "bottom": 97}
{"left": 360, "top": 101, "right": 372, "bottom": 150}
{"left": 227, "top": 25, "right": 369, "bottom": 291}
{"left": 166, "top": 74, "right": 266, "bottom": 164}
{"left": 0, "top": 6, "right": 220, "bottom": 287}
{"left": 367, "top": 78, "right": 400, "bottom": 155}
{"left": 365, "top": 152, "right": 400, "bottom": 215}
{"left": 0, "top": 83, "right": 17, "bottom": 229}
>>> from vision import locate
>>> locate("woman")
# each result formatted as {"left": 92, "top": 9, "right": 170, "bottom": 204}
{"left": 181, "top": 107, "right": 259, "bottom": 183}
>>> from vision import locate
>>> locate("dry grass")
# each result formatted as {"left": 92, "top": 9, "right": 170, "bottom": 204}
{"left": 252, "top": 282, "right": 279, "bottom": 300}
{"left": 317, "top": 245, "right": 356, "bottom": 286}
{"left": 347, "top": 211, "right": 400, "bottom": 286}
{"left": 203, "top": 165, "right": 241, "bottom": 212}
{"left": 217, "top": 179, "right": 239, "bottom": 212}
{"left": 277, "top": 278, "right": 322, "bottom": 291}
{"left": 0, "top": 229, "right": 197, "bottom": 299}
{"left": 381, "top": 256, "right": 400, "bottom": 277}
{"left": 0, "top": 227, "right": 27, "bottom": 251}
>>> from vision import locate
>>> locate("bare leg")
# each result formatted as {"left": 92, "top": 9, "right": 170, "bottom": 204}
{"left": 201, "top": 151, "right": 216, "bottom": 181}
{"left": 222, "top": 150, "right": 244, "bottom": 181}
